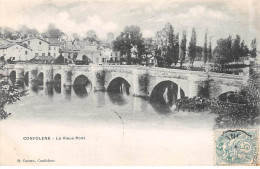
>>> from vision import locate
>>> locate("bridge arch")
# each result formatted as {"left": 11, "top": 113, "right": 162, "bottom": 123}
{"left": 54, "top": 73, "right": 61, "bottom": 83}
{"left": 73, "top": 75, "right": 92, "bottom": 97}
{"left": 107, "top": 77, "right": 131, "bottom": 94}
{"left": 54, "top": 73, "right": 61, "bottom": 93}
{"left": 9, "top": 70, "right": 16, "bottom": 84}
{"left": 150, "top": 80, "right": 185, "bottom": 105}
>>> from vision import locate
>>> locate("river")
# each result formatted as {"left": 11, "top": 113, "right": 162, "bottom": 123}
{"left": 0, "top": 81, "right": 238, "bottom": 165}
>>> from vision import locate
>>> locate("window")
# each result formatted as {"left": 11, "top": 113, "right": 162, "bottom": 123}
{"left": 49, "top": 47, "right": 51, "bottom": 50}
{"left": 39, "top": 41, "right": 42, "bottom": 45}
{"left": 54, "top": 53, "right": 56, "bottom": 57}
{"left": 28, "top": 41, "right": 30, "bottom": 44}
{"left": 42, "top": 53, "right": 45, "bottom": 56}
{"left": 25, "top": 51, "right": 28, "bottom": 55}
{"left": 13, "top": 57, "right": 15, "bottom": 60}
{"left": 35, "top": 53, "right": 39, "bottom": 57}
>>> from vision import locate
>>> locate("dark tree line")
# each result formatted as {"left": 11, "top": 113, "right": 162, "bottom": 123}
{"left": 213, "top": 35, "right": 255, "bottom": 69}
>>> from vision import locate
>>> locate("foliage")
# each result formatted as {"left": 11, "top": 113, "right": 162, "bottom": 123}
{"left": 212, "top": 98, "right": 258, "bottom": 128}
{"left": 231, "top": 35, "right": 241, "bottom": 61}
{"left": 154, "top": 23, "right": 179, "bottom": 67}
{"left": 0, "top": 27, "right": 19, "bottom": 40}
{"left": 188, "top": 28, "right": 197, "bottom": 66}
{"left": 179, "top": 30, "right": 187, "bottom": 68}
{"left": 0, "top": 63, "right": 27, "bottom": 120}
{"left": 173, "top": 33, "right": 179, "bottom": 65}
{"left": 42, "top": 24, "right": 64, "bottom": 39}
{"left": 143, "top": 38, "right": 155, "bottom": 65}
{"left": 176, "top": 96, "right": 211, "bottom": 112}
{"left": 18, "top": 25, "right": 39, "bottom": 39}
{"left": 208, "top": 39, "right": 212, "bottom": 62}
{"left": 241, "top": 64, "right": 260, "bottom": 103}
{"left": 212, "top": 67, "right": 260, "bottom": 128}
{"left": 202, "top": 31, "right": 208, "bottom": 64}
{"left": 213, "top": 36, "right": 232, "bottom": 68}
{"left": 113, "top": 25, "right": 145, "bottom": 65}
{"left": 198, "top": 79, "right": 211, "bottom": 98}
{"left": 250, "top": 38, "right": 257, "bottom": 58}
{"left": 83, "top": 30, "right": 99, "bottom": 43}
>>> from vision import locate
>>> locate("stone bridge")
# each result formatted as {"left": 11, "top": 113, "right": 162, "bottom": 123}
{"left": 3, "top": 63, "right": 249, "bottom": 98}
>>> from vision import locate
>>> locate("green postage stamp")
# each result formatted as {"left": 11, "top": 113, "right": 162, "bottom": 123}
{"left": 215, "top": 129, "right": 258, "bottom": 166}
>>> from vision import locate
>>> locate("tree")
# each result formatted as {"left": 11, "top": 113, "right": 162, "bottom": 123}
{"left": 113, "top": 25, "right": 145, "bottom": 64}
{"left": 202, "top": 31, "right": 208, "bottom": 65}
{"left": 1, "top": 27, "right": 19, "bottom": 40}
{"left": 162, "top": 23, "right": 175, "bottom": 67}
{"left": 208, "top": 38, "right": 212, "bottom": 62}
{"left": 72, "top": 33, "right": 80, "bottom": 41}
{"left": 154, "top": 23, "right": 178, "bottom": 67}
{"left": 18, "top": 25, "right": 39, "bottom": 39}
{"left": 173, "top": 33, "right": 179, "bottom": 65}
{"left": 213, "top": 36, "right": 232, "bottom": 70}
{"left": 250, "top": 38, "right": 257, "bottom": 58}
{"left": 188, "top": 28, "right": 197, "bottom": 66}
{"left": 42, "top": 24, "right": 64, "bottom": 39}
{"left": 231, "top": 35, "right": 241, "bottom": 62}
{"left": 143, "top": 38, "right": 155, "bottom": 65}
{"left": 179, "top": 30, "right": 187, "bottom": 68}
{"left": 83, "top": 30, "right": 99, "bottom": 43}
{"left": 154, "top": 30, "right": 165, "bottom": 67}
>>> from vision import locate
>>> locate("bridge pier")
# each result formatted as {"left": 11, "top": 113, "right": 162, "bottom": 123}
{"left": 62, "top": 68, "right": 72, "bottom": 86}
{"left": 16, "top": 67, "right": 24, "bottom": 83}
{"left": 28, "top": 65, "right": 38, "bottom": 83}
{"left": 133, "top": 69, "right": 149, "bottom": 97}
{"left": 43, "top": 65, "right": 53, "bottom": 85}
{"left": 91, "top": 65, "right": 105, "bottom": 91}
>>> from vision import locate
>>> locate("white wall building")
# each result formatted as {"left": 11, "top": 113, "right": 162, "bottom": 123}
{"left": 19, "top": 37, "right": 49, "bottom": 58}
{"left": 49, "top": 43, "right": 60, "bottom": 58}
{"left": 0, "top": 44, "right": 33, "bottom": 61}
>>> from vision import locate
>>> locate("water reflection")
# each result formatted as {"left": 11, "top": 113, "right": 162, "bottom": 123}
{"left": 7, "top": 75, "right": 259, "bottom": 129}
{"left": 64, "top": 85, "right": 72, "bottom": 100}
{"left": 24, "top": 72, "right": 29, "bottom": 87}
{"left": 107, "top": 77, "right": 130, "bottom": 94}
{"left": 73, "top": 85, "right": 89, "bottom": 98}
{"left": 30, "top": 80, "right": 40, "bottom": 93}
{"left": 107, "top": 92, "right": 129, "bottom": 105}
{"left": 45, "top": 83, "right": 54, "bottom": 97}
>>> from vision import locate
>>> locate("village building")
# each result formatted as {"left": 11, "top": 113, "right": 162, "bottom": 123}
{"left": 48, "top": 38, "right": 61, "bottom": 58}
{"left": 18, "top": 37, "right": 49, "bottom": 58}
{"left": 0, "top": 43, "right": 33, "bottom": 61}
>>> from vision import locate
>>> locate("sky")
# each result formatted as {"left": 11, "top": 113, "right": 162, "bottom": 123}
{"left": 0, "top": 0, "right": 259, "bottom": 48}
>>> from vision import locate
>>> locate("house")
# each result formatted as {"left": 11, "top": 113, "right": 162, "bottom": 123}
{"left": 18, "top": 37, "right": 49, "bottom": 58}
{"left": 0, "top": 43, "right": 33, "bottom": 61}
{"left": 48, "top": 38, "right": 61, "bottom": 58}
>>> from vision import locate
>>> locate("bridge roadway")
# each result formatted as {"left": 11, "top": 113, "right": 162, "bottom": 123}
{"left": 3, "top": 63, "right": 248, "bottom": 98}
